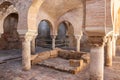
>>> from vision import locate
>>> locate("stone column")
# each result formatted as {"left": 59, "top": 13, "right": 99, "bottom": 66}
{"left": 31, "top": 35, "right": 37, "bottom": 55}
{"left": 89, "top": 37, "right": 105, "bottom": 80}
{"left": 21, "top": 35, "right": 32, "bottom": 71}
{"left": 112, "top": 35, "right": 117, "bottom": 57}
{"left": 51, "top": 35, "right": 57, "bottom": 49}
{"left": 75, "top": 35, "right": 82, "bottom": 52}
{"left": 105, "top": 36, "right": 112, "bottom": 67}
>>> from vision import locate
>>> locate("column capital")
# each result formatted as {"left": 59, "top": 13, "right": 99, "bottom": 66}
{"left": 106, "top": 36, "right": 112, "bottom": 43}
{"left": 88, "top": 36, "right": 106, "bottom": 47}
{"left": 74, "top": 35, "right": 82, "bottom": 40}
{"left": 20, "top": 31, "right": 36, "bottom": 42}
{"left": 50, "top": 35, "right": 57, "bottom": 39}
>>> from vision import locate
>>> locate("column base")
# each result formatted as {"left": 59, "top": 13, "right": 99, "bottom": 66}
{"left": 90, "top": 75, "right": 103, "bottom": 80}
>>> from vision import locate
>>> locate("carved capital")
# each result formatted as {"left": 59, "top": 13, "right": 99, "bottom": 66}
{"left": 20, "top": 31, "right": 36, "bottom": 42}
{"left": 74, "top": 35, "right": 82, "bottom": 40}
{"left": 88, "top": 36, "right": 106, "bottom": 47}
{"left": 51, "top": 35, "right": 57, "bottom": 39}
{"left": 106, "top": 36, "right": 112, "bottom": 43}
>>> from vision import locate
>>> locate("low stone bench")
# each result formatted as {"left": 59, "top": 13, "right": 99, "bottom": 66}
{"left": 31, "top": 48, "right": 90, "bottom": 74}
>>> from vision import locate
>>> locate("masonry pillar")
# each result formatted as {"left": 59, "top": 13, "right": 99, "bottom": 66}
{"left": 21, "top": 34, "right": 32, "bottom": 71}
{"left": 105, "top": 36, "right": 112, "bottom": 67}
{"left": 75, "top": 35, "right": 82, "bottom": 52}
{"left": 89, "top": 37, "right": 105, "bottom": 80}
{"left": 112, "top": 35, "right": 117, "bottom": 57}
{"left": 51, "top": 35, "right": 57, "bottom": 49}
{"left": 31, "top": 35, "right": 37, "bottom": 55}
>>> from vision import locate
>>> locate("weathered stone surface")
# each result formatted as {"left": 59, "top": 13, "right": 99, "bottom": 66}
{"left": 38, "top": 58, "right": 86, "bottom": 74}
{"left": 31, "top": 49, "right": 60, "bottom": 65}
{"left": 58, "top": 50, "right": 90, "bottom": 63}
{"left": 50, "top": 48, "right": 60, "bottom": 58}
{"left": 81, "top": 53, "right": 90, "bottom": 63}
{"left": 31, "top": 51, "right": 51, "bottom": 65}
{"left": 32, "top": 48, "right": 90, "bottom": 74}
{"left": 69, "top": 59, "right": 83, "bottom": 67}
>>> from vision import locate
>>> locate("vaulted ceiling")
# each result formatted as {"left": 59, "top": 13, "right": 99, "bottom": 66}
{"left": 40, "top": 0, "right": 83, "bottom": 19}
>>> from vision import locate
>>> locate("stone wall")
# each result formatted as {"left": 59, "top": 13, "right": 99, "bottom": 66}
{"left": 0, "top": 0, "right": 32, "bottom": 34}
{"left": 0, "top": 0, "right": 33, "bottom": 49}
{"left": 85, "top": 0, "right": 112, "bottom": 36}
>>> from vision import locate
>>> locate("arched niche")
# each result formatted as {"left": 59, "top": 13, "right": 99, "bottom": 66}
{"left": 57, "top": 21, "right": 76, "bottom": 49}
{"left": 0, "top": 13, "right": 20, "bottom": 50}
{"left": 57, "top": 22, "right": 67, "bottom": 40}
{"left": 0, "top": 1, "right": 13, "bottom": 34}
{"left": 3, "top": 13, "right": 18, "bottom": 34}
{"left": 36, "top": 20, "right": 52, "bottom": 48}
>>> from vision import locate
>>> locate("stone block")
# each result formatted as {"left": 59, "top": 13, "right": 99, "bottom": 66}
{"left": 50, "top": 49, "right": 58, "bottom": 58}
{"left": 70, "top": 59, "right": 84, "bottom": 74}
{"left": 69, "top": 59, "right": 83, "bottom": 67}
{"left": 81, "top": 53, "right": 90, "bottom": 63}
{"left": 31, "top": 51, "right": 51, "bottom": 65}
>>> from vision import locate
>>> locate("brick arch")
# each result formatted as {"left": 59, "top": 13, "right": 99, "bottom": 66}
{"left": 38, "top": 19, "right": 53, "bottom": 36}
{"left": 0, "top": 1, "right": 17, "bottom": 34}
{"left": 56, "top": 5, "right": 84, "bottom": 35}
{"left": 36, "top": 9, "right": 55, "bottom": 35}
{"left": 57, "top": 21, "right": 74, "bottom": 36}
{"left": 27, "top": 0, "right": 45, "bottom": 34}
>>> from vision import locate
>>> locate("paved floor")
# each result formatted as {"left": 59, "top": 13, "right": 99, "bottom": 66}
{"left": 0, "top": 47, "right": 120, "bottom": 80}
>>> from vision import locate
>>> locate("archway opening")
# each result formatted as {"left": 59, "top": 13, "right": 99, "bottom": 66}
{"left": 36, "top": 20, "right": 52, "bottom": 51}
{"left": 57, "top": 21, "right": 76, "bottom": 50}
{"left": 56, "top": 22, "right": 67, "bottom": 48}
{"left": 0, "top": 1, "right": 13, "bottom": 33}
{"left": 0, "top": 13, "right": 20, "bottom": 50}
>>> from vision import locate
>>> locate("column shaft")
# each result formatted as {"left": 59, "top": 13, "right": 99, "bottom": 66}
{"left": 112, "top": 36, "right": 117, "bottom": 57}
{"left": 22, "top": 37, "right": 31, "bottom": 70}
{"left": 75, "top": 35, "right": 81, "bottom": 52}
{"left": 105, "top": 37, "right": 112, "bottom": 67}
{"left": 51, "top": 35, "right": 56, "bottom": 49}
{"left": 90, "top": 45, "right": 104, "bottom": 80}
{"left": 31, "top": 37, "right": 36, "bottom": 55}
